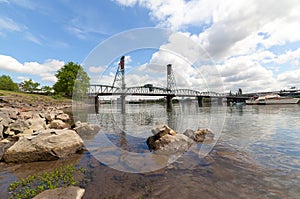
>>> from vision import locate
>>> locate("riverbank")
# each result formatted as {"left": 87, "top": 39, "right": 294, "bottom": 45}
{"left": 0, "top": 91, "right": 95, "bottom": 198}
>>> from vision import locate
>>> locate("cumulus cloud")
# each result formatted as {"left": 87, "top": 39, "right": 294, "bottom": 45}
{"left": 113, "top": 0, "right": 300, "bottom": 93}
{"left": 0, "top": 54, "right": 64, "bottom": 83}
{"left": 0, "top": 17, "right": 24, "bottom": 33}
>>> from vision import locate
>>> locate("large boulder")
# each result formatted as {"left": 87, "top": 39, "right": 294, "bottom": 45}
{"left": 146, "top": 124, "right": 193, "bottom": 153}
{"left": 2, "top": 129, "right": 84, "bottom": 163}
{"left": 0, "top": 139, "right": 16, "bottom": 160}
{"left": 33, "top": 186, "right": 85, "bottom": 199}
{"left": 183, "top": 128, "right": 214, "bottom": 143}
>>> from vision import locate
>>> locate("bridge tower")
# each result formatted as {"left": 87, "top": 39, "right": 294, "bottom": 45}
{"left": 112, "top": 56, "right": 126, "bottom": 113}
{"left": 167, "top": 64, "right": 176, "bottom": 91}
{"left": 166, "top": 64, "right": 176, "bottom": 111}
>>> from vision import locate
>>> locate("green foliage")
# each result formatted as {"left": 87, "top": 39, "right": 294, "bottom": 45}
{"left": 8, "top": 164, "right": 88, "bottom": 199}
{"left": 21, "top": 79, "right": 40, "bottom": 93}
{"left": 53, "top": 62, "right": 90, "bottom": 97}
{"left": 41, "top": 85, "right": 53, "bottom": 95}
{"left": 0, "top": 75, "right": 19, "bottom": 91}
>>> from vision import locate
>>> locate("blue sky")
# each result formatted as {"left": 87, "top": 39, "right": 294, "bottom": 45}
{"left": 1, "top": 0, "right": 300, "bottom": 93}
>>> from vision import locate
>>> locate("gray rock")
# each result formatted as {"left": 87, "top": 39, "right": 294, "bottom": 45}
{"left": 45, "top": 113, "right": 55, "bottom": 122}
{"left": 33, "top": 186, "right": 85, "bottom": 199}
{"left": 0, "top": 139, "right": 15, "bottom": 160}
{"left": 0, "top": 114, "right": 11, "bottom": 127}
{"left": 9, "top": 119, "right": 30, "bottom": 134}
{"left": 56, "top": 113, "right": 70, "bottom": 122}
{"left": 9, "top": 111, "right": 18, "bottom": 120}
{"left": 147, "top": 124, "right": 192, "bottom": 153}
{"left": 3, "top": 129, "right": 84, "bottom": 163}
{"left": 74, "top": 121, "right": 100, "bottom": 139}
{"left": 0, "top": 124, "right": 3, "bottom": 139}
{"left": 19, "top": 111, "right": 33, "bottom": 120}
{"left": 23, "top": 117, "right": 47, "bottom": 134}
{"left": 49, "top": 120, "right": 70, "bottom": 129}
{"left": 154, "top": 134, "right": 194, "bottom": 155}
{"left": 183, "top": 128, "right": 214, "bottom": 143}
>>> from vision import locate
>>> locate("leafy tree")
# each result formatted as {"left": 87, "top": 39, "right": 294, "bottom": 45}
{"left": 41, "top": 85, "right": 53, "bottom": 95}
{"left": 53, "top": 62, "right": 90, "bottom": 97}
{"left": 0, "top": 75, "right": 19, "bottom": 91}
{"left": 21, "top": 79, "right": 40, "bottom": 93}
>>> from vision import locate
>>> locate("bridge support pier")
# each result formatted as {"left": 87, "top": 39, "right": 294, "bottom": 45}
{"left": 95, "top": 95, "right": 99, "bottom": 114}
{"left": 197, "top": 96, "right": 203, "bottom": 107}
{"left": 166, "top": 96, "right": 173, "bottom": 112}
{"left": 217, "top": 98, "right": 223, "bottom": 105}
{"left": 120, "top": 94, "right": 126, "bottom": 114}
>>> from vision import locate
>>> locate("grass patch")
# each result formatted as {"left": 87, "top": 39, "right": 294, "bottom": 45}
{"left": 8, "top": 164, "right": 88, "bottom": 199}
{"left": 0, "top": 90, "right": 71, "bottom": 105}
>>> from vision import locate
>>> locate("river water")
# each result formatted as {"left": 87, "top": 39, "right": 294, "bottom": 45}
{"left": 1, "top": 102, "right": 300, "bottom": 198}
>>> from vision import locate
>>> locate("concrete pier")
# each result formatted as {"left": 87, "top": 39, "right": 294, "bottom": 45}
{"left": 166, "top": 95, "right": 173, "bottom": 112}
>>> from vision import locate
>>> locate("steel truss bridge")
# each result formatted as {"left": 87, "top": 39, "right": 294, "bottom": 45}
{"left": 88, "top": 84, "right": 225, "bottom": 98}
{"left": 88, "top": 57, "right": 249, "bottom": 112}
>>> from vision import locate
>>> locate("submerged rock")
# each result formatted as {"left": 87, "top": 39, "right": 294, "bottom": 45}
{"left": 33, "top": 186, "right": 85, "bottom": 199}
{"left": 74, "top": 121, "right": 100, "bottom": 139}
{"left": 183, "top": 128, "right": 214, "bottom": 143}
{"left": 2, "top": 129, "right": 83, "bottom": 163}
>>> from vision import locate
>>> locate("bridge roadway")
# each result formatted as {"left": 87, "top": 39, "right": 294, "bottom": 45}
{"left": 88, "top": 84, "right": 226, "bottom": 98}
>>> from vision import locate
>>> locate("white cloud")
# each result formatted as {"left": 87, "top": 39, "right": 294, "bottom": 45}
{"left": 109, "top": 1, "right": 300, "bottom": 93}
{"left": 0, "top": 54, "right": 64, "bottom": 83}
{"left": 88, "top": 66, "right": 106, "bottom": 73}
{"left": 273, "top": 48, "right": 300, "bottom": 65}
{"left": 0, "top": 17, "right": 23, "bottom": 32}
{"left": 24, "top": 32, "right": 42, "bottom": 45}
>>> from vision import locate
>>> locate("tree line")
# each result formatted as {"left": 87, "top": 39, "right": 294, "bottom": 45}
{"left": 0, "top": 62, "right": 89, "bottom": 98}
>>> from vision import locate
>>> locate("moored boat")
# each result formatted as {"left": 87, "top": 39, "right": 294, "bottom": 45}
{"left": 246, "top": 94, "right": 300, "bottom": 105}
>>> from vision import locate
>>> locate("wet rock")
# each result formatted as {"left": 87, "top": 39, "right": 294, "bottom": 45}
{"left": 147, "top": 124, "right": 193, "bottom": 153}
{"left": 33, "top": 186, "right": 85, "bottom": 199}
{"left": 155, "top": 134, "right": 194, "bottom": 154}
{"left": 56, "top": 113, "right": 70, "bottom": 122}
{"left": 151, "top": 123, "right": 176, "bottom": 137}
{"left": 2, "top": 129, "right": 84, "bottom": 163}
{"left": 183, "top": 128, "right": 214, "bottom": 143}
{"left": 74, "top": 121, "right": 100, "bottom": 139}
{"left": 49, "top": 119, "right": 70, "bottom": 129}
{"left": 0, "top": 139, "right": 15, "bottom": 160}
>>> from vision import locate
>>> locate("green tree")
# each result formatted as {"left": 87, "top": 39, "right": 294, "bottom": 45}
{"left": 21, "top": 79, "right": 40, "bottom": 93}
{"left": 0, "top": 75, "right": 19, "bottom": 91}
{"left": 53, "top": 62, "right": 90, "bottom": 97}
{"left": 41, "top": 86, "right": 53, "bottom": 95}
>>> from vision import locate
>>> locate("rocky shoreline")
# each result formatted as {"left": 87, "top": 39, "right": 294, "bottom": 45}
{"left": 0, "top": 94, "right": 96, "bottom": 163}
{"left": 0, "top": 93, "right": 97, "bottom": 198}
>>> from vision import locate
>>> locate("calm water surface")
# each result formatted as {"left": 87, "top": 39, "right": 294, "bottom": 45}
{"left": 1, "top": 102, "right": 300, "bottom": 198}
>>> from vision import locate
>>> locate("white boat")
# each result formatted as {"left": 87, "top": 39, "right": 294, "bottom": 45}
{"left": 246, "top": 94, "right": 300, "bottom": 105}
